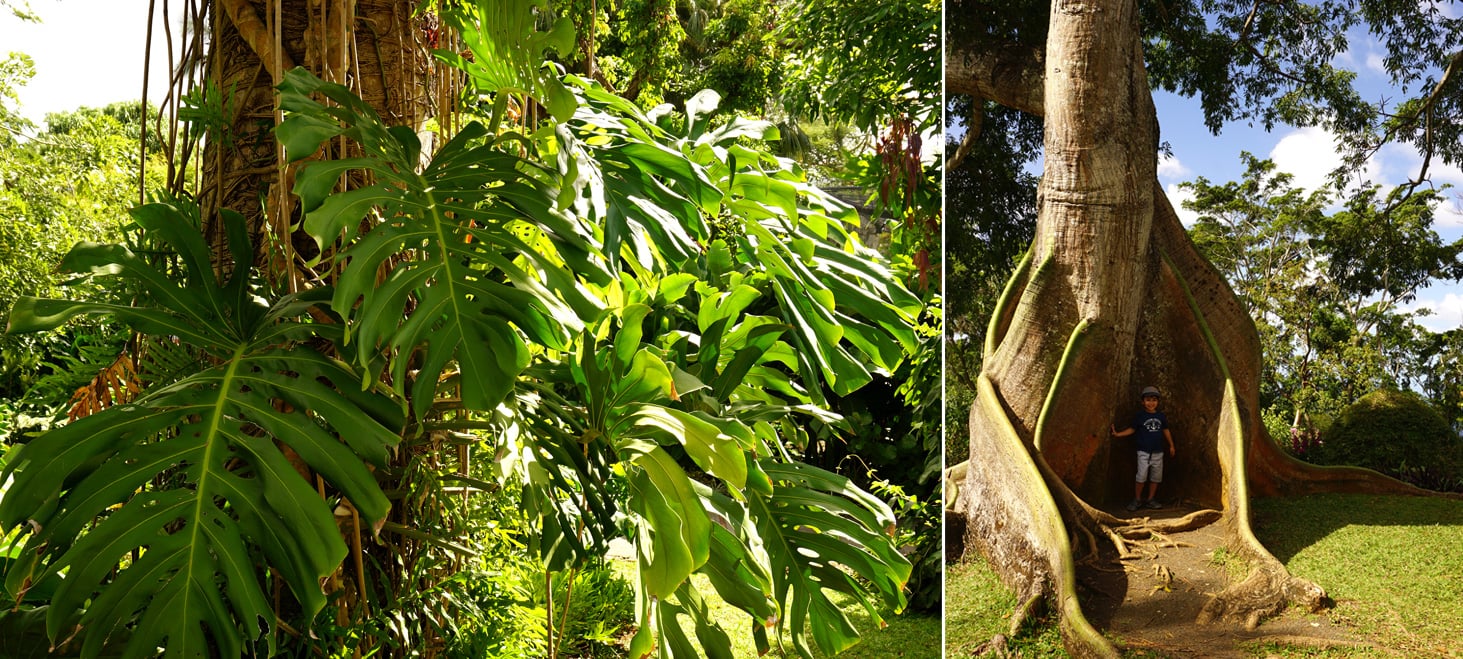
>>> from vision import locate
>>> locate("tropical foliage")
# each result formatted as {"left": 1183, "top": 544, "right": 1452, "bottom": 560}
{"left": 0, "top": 0, "right": 926, "bottom": 656}
{"left": 1311, "top": 389, "right": 1463, "bottom": 492}
{"left": 0, "top": 56, "right": 169, "bottom": 450}
{"left": 0, "top": 93, "right": 166, "bottom": 400}
{"left": 1183, "top": 154, "right": 1463, "bottom": 447}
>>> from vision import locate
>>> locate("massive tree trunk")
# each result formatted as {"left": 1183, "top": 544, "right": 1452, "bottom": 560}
{"left": 950, "top": 0, "right": 1433, "bottom": 655}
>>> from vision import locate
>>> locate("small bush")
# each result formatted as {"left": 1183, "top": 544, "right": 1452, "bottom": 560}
{"left": 1311, "top": 389, "right": 1463, "bottom": 492}
{"left": 549, "top": 562, "right": 636, "bottom": 658}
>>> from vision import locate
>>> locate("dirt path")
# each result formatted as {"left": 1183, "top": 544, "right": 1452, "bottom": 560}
{"left": 1076, "top": 501, "right": 1369, "bottom": 658}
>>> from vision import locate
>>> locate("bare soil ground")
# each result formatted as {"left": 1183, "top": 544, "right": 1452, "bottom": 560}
{"left": 1077, "top": 499, "right": 1371, "bottom": 658}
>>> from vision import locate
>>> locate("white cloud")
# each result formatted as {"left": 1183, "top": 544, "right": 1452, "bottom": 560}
{"left": 1157, "top": 153, "right": 1192, "bottom": 182}
{"left": 1269, "top": 126, "right": 1382, "bottom": 198}
{"left": 1365, "top": 52, "right": 1387, "bottom": 76}
{"left": 1405, "top": 290, "right": 1463, "bottom": 334}
{"left": 1432, "top": 194, "right": 1463, "bottom": 229}
{"left": 1270, "top": 127, "right": 1341, "bottom": 194}
{"left": 1165, "top": 183, "right": 1200, "bottom": 228}
{"left": 1376, "top": 142, "right": 1463, "bottom": 186}
{"left": 1263, "top": 128, "right": 1463, "bottom": 232}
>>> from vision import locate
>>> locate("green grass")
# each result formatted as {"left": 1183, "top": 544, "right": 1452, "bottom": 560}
{"left": 1239, "top": 641, "right": 1380, "bottom": 658}
{"left": 1208, "top": 546, "right": 1252, "bottom": 584}
{"left": 608, "top": 559, "right": 941, "bottom": 658}
{"left": 944, "top": 558, "right": 1067, "bottom": 657}
{"left": 1252, "top": 493, "right": 1463, "bottom": 657}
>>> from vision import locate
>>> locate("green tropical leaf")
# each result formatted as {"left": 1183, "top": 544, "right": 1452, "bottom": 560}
{"left": 627, "top": 406, "right": 749, "bottom": 489}
{"left": 0, "top": 203, "right": 402, "bottom": 656}
{"left": 564, "top": 78, "right": 919, "bottom": 400}
{"left": 436, "top": 0, "right": 577, "bottom": 122}
{"left": 750, "top": 460, "right": 911, "bottom": 657}
{"left": 276, "top": 67, "right": 602, "bottom": 418}
{"left": 623, "top": 441, "right": 712, "bottom": 599}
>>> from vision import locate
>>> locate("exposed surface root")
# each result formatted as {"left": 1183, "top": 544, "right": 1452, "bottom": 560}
{"left": 1198, "top": 564, "right": 1328, "bottom": 630}
{"left": 1104, "top": 527, "right": 1132, "bottom": 558}
{"left": 1081, "top": 515, "right": 1362, "bottom": 657}
{"left": 1146, "top": 531, "right": 1192, "bottom": 548}
{"left": 1010, "top": 592, "right": 1045, "bottom": 636}
{"left": 972, "top": 633, "right": 1010, "bottom": 657}
{"left": 1114, "top": 508, "right": 1222, "bottom": 537}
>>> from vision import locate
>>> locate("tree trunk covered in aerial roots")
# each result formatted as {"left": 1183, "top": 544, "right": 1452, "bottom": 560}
{"left": 203, "top": 0, "right": 436, "bottom": 282}
{"left": 954, "top": 0, "right": 1438, "bottom": 656}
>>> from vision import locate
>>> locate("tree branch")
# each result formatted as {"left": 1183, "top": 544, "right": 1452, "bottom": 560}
{"left": 945, "top": 38, "right": 1044, "bottom": 115}
{"left": 944, "top": 102, "right": 983, "bottom": 171}
{"left": 1384, "top": 48, "right": 1463, "bottom": 211}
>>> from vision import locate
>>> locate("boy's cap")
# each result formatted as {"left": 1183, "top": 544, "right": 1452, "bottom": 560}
{"left": 1141, "top": 386, "right": 1160, "bottom": 398}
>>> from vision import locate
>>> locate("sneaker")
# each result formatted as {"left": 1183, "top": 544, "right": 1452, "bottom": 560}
{"left": 1145, "top": 499, "right": 1163, "bottom": 509}
{"left": 1125, "top": 499, "right": 1141, "bottom": 511}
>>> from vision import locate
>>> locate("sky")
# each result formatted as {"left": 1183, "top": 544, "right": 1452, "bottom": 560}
{"left": 4, "top": 0, "right": 1462, "bottom": 333}
{"left": 1, "top": 0, "right": 177, "bottom": 126}
{"left": 1152, "top": 52, "right": 1463, "bottom": 334}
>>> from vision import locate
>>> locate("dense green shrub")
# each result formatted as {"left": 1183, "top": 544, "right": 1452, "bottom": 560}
{"left": 1311, "top": 389, "right": 1463, "bottom": 492}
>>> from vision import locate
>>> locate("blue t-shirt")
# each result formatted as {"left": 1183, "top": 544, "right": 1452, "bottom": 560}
{"left": 1131, "top": 411, "right": 1168, "bottom": 453}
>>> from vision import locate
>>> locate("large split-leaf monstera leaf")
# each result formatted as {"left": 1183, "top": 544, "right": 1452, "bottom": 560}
{"left": 270, "top": 48, "right": 920, "bottom": 658}
{"left": 0, "top": 202, "right": 402, "bottom": 656}
{"left": 532, "top": 86, "right": 921, "bottom": 658}
{"left": 277, "top": 67, "right": 603, "bottom": 419}
{"left": 555, "top": 315, "right": 910, "bottom": 659}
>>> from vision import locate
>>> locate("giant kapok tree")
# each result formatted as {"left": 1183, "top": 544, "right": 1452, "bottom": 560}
{"left": 947, "top": 0, "right": 1462, "bottom": 654}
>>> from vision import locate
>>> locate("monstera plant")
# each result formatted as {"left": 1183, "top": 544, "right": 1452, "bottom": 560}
{"left": 0, "top": 1, "right": 924, "bottom": 655}
{"left": 2, "top": 202, "right": 403, "bottom": 656}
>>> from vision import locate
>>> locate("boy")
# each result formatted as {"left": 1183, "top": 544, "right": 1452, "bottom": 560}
{"left": 1110, "top": 386, "right": 1177, "bottom": 511}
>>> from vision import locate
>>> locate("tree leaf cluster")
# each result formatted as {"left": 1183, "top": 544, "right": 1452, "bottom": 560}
{"left": 1184, "top": 153, "right": 1463, "bottom": 439}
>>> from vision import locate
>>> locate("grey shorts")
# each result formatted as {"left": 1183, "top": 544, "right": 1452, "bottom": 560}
{"left": 1136, "top": 451, "right": 1164, "bottom": 483}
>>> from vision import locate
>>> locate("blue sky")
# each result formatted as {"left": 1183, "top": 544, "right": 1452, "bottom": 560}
{"left": 5, "top": 0, "right": 1461, "bottom": 333}
{"left": 1151, "top": 18, "right": 1463, "bottom": 334}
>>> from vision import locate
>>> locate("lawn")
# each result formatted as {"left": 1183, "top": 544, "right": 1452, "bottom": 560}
{"left": 944, "top": 557, "right": 1066, "bottom": 657}
{"left": 944, "top": 493, "right": 1463, "bottom": 658}
{"left": 1251, "top": 493, "right": 1463, "bottom": 657}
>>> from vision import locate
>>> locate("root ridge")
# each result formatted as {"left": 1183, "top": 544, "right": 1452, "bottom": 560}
{"left": 1075, "top": 506, "right": 1353, "bottom": 657}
